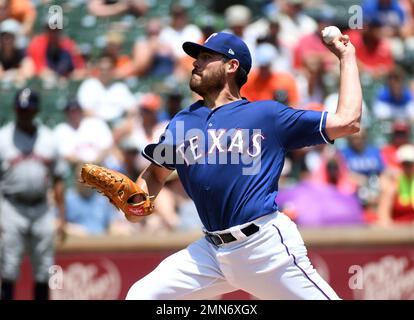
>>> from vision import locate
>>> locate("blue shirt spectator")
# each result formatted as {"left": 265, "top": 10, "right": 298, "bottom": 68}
{"left": 372, "top": 68, "right": 414, "bottom": 121}
{"left": 46, "top": 46, "right": 74, "bottom": 77}
{"left": 341, "top": 130, "right": 384, "bottom": 177}
{"left": 65, "top": 186, "right": 119, "bottom": 235}
{"left": 341, "top": 145, "right": 384, "bottom": 177}
{"left": 377, "top": 85, "right": 412, "bottom": 106}
{"left": 362, "top": 0, "right": 405, "bottom": 27}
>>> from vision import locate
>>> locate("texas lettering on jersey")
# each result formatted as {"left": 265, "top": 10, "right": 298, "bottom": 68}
{"left": 151, "top": 123, "right": 264, "bottom": 172}
{"left": 176, "top": 129, "right": 264, "bottom": 165}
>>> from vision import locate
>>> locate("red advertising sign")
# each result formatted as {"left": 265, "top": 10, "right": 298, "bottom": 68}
{"left": 14, "top": 246, "right": 414, "bottom": 300}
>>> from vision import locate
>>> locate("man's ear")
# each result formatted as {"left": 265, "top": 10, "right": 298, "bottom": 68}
{"left": 227, "top": 59, "right": 240, "bottom": 74}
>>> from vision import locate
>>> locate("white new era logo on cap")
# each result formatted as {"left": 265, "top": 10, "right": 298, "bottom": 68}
{"left": 19, "top": 88, "right": 31, "bottom": 108}
{"left": 228, "top": 48, "right": 235, "bottom": 55}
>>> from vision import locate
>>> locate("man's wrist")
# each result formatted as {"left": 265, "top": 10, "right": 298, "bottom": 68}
{"left": 339, "top": 53, "right": 357, "bottom": 63}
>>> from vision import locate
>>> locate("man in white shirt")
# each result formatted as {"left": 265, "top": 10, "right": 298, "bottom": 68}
{"left": 276, "top": 0, "right": 317, "bottom": 49}
{"left": 159, "top": 4, "right": 202, "bottom": 60}
{"left": 53, "top": 99, "right": 114, "bottom": 164}
{"left": 77, "top": 54, "right": 136, "bottom": 126}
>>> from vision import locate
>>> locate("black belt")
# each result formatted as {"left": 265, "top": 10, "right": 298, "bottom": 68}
{"left": 204, "top": 223, "right": 260, "bottom": 246}
{"left": 3, "top": 194, "right": 46, "bottom": 206}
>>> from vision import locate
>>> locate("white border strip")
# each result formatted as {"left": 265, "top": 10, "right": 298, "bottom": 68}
{"left": 319, "top": 111, "right": 330, "bottom": 144}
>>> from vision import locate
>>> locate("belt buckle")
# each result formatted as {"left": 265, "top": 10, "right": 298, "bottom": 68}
{"left": 215, "top": 233, "right": 225, "bottom": 246}
{"left": 207, "top": 233, "right": 224, "bottom": 246}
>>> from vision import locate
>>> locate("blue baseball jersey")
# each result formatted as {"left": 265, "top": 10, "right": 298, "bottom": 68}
{"left": 340, "top": 145, "right": 384, "bottom": 176}
{"left": 143, "top": 99, "right": 333, "bottom": 231}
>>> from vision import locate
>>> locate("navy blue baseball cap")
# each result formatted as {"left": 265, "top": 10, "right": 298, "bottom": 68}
{"left": 183, "top": 32, "right": 252, "bottom": 74}
{"left": 64, "top": 98, "right": 82, "bottom": 112}
{"left": 14, "top": 88, "right": 40, "bottom": 110}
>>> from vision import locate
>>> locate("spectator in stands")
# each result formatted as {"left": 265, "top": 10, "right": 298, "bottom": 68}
{"left": 341, "top": 128, "right": 385, "bottom": 178}
{"left": 65, "top": 163, "right": 127, "bottom": 236}
{"left": 312, "top": 147, "right": 358, "bottom": 196}
{"left": 362, "top": 0, "right": 406, "bottom": 37}
{"left": 293, "top": 6, "right": 337, "bottom": 74}
{"left": 296, "top": 49, "right": 327, "bottom": 106}
{"left": 340, "top": 129, "right": 384, "bottom": 218}
{"left": 118, "top": 137, "right": 141, "bottom": 180}
{"left": 0, "top": 0, "right": 36, "bottom": 36}
{"left": 144, "top": 185, "right": 179, "bottom": 233}
{"left": 88, "top": 0, "right": 148, "bottom": 18}
{"left": 275, "top": 6, "right": 336, "bottom": 107}
{"left": 102, "top": 30, "right": 133, "bottom": 79}
{"left": 158, "top": 90, "right": 183, "bottom": 122}
{"left": 381, "top": 120, "right": 412, "bottom": 170}
{"left": 241, "top": 42, "right": 299, "bottom": 106}
{"left": 113, "top": 92, "right": 167, "bottom": 160}
{"left": 224, "top": 4, "right": 251, "bottom": 39}
{"left": 160, "top": 4, "right": 202, "bottom": 60}
{"left": 164, "top": 172, "right": 203, "bottom": 231}
{"left": 105, "top": 135, "right": 141, "bottom": 181}
{"left": 44, "top": 43, "right": 74, "bottom": 77}
{"left": 275, "top": 0, "right": 317, "bottom": 50}
{"left": 131, "top": 18, "right": 175, "bottom": 78}
{"left": 372, "top": 67, "right": 414, "bottom": 121}
{"left": 77, "top": 53, "right": 136, "bottom": 126}
{"left": 53, "top": 98, "right": 114, "bottom": 165}
{"left": 282, "top": 148, "right": 315, "bottom": 186}
{"left": 377, "top": 144, "right": 414, "bottom": 225}
{"left": 224, "top": 5, "right": 257, "bottom": 58}
{"left": 27, "top": 25, "right": 85, "bottom": 79}
{"left": 0, "top": 19, "right": 34, "bottom": 84}
{"left": 159, "top": 4, "right": 202, "bottom": 79}
{"left": 346, "top": 16, "right": 394, "bottom": 80}
{"left": 254, "top": 15, "right": 293, "bottom": 73}
{"left": 277, "top": 158, "right": 364, "bottom": 227}
{"left": 198, "top": 14, "right": 217, "bottom": 44}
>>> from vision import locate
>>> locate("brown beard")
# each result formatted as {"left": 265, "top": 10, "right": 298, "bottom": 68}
{"left": 189, "top": 65, "right": 226, "bottom": 97}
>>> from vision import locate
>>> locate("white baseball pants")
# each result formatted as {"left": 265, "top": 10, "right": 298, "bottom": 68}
{"left": 0, "top": 198, "right": 55, "bottom": 282}
{"left": 126, "top": 212, "right": 340, "bottom": 300}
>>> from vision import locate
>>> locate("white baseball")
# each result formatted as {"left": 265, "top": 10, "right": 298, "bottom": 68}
{"left": 321, "top": 26, "right": 342, "bottom": 44}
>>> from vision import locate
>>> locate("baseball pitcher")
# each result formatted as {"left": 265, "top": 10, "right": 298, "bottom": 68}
{"left": 81, "top": 29, "right": 361, "bottom": 299}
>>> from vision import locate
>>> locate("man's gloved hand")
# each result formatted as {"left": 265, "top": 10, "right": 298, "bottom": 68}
{"left": 80, "top": 164, "right": 154, "bottom": 222}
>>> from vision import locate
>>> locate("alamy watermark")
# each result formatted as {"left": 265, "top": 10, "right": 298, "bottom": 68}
{"left": 348, "top": 5, "right": 364, "bottom": 29}
{"left": 48, "top": 5, "right": 63, "bottom": 30}
{"left": 49, "top": 264, "right": 64, "bottom": 290}
{"left": 348, "top": 264, "right": 364, "bottom": 290}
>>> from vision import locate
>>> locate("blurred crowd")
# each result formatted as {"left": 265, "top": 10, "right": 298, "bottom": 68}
{"left": 1, "top": 0, "right": 414, "bottom": 238}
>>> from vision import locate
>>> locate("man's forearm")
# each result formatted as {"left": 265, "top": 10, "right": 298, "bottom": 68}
{"left": 326, "top": 52, "right": 362, "bottom": 140}
{"left": 136, "top": 164, "right": 172, "bottom": 200}
{"left": 337, "top": 54, "right": 362, "bottom": 129}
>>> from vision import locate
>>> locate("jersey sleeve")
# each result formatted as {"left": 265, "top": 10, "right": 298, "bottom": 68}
{"left": 273, "top": 103, "right": 334, "bottom": 150}
{"left": 142, "top": 121, "right": 176, "bottom": 170}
